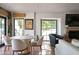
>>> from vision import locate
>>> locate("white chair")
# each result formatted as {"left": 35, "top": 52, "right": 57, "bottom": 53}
{"left": 23, "top": 39, "right": 31, "bottom": 53}
{"left": 11, "top": 39, "right": 28, "bottom": 55}
{"left": 31, "top": 36, "right": 43, "bottom": 52}
{"left": 3, "top": 36, "right": 11, "bottom": 54}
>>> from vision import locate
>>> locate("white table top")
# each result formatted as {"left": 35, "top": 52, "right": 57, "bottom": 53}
{"left": 10, "top": 35, "right": 34, "bottom": 40}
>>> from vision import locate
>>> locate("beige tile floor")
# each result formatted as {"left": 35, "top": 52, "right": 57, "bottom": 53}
{"left": 55, "top": 40, "right": 79, "bottom": 55}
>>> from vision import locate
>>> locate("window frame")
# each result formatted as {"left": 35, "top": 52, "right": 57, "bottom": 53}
{"left": 0, "top": 16, "right": 6, "bottom": 46}
{"left": 14, "top": 18, "right": 24, "bottom": 36}
{"left": 40, "top": 19, "right": 57, "bottom": 41}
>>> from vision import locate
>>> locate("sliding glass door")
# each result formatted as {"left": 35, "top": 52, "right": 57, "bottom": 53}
{"left": 0, "top": 16, "right": 6, "bottom": 46}
{"left": 41, "top": 20, "right": 57, "bottom": 41}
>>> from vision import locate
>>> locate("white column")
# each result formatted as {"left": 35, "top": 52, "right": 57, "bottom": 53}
{"left": 34, "top": 12, "right": 36, "bottom": 36}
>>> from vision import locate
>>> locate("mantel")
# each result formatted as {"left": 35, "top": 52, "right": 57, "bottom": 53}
{"left": 66, "top": 27, "right": 79, "bottom": 31}
{"left": 67, "top": 27, "right": 79, "bottom": 29}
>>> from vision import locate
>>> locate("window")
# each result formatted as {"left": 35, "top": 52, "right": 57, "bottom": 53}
{"left": 14, "top": 18, "right": 24, "bottom": 36}
{"left": 41, "top": 20, "right": 57, "bottom": 41}
{"left": 0, "top": 16, "right": 6, "bottom": 46}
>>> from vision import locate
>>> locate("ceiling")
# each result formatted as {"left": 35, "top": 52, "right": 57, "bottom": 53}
{"left": 0, "top": 3, "right": 79, "bottom": 13}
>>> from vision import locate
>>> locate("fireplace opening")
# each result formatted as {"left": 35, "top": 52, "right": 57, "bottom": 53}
{"left": 69, "top": 31, "right": 79, "bottom": 39}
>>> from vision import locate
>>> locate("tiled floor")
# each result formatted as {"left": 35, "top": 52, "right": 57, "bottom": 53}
{"left": 55, "top": 40, "right": 79, "bottom": 55}
{"left": 0, "top": 41, "right": 55, "bottom": 55}
{"left": 1, "top": 39, "right": 79, "bottom": 55}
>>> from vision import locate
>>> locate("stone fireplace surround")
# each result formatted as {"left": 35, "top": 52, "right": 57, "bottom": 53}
{"left": 64, "top": 27, "right": 79, "bottom": 42}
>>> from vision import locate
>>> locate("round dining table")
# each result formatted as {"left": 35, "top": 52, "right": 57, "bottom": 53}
{"left": 10, "top": 35, "right": 34, "bottom": 40}
{"left": 10, "top": 35, "right": 34, "bottom": 54}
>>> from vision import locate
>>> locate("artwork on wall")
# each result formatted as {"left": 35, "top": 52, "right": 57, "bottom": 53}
{"left": 25, "top": 19, "right": 33, "bottom": 29}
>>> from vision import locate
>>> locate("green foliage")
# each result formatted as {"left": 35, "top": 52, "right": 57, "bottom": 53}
{"left": 42, "top": 20, "right": 56, "bottom": 30}
{"left": 18, "top": 20, "right": 22, "bottom": 28}
{"left": 0, "top": 19, "right": 4, "bottom": 28}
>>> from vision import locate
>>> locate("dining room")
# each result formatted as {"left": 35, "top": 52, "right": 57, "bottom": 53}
{"left": 0, "top": 4, "right": 54, "bottom": 55}
{"left": 1, "top": 3, "right": 79, "bottom": 55}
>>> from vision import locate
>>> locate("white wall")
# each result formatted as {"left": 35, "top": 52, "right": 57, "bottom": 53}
{"left": 24, "top": 12, "right": 65, "bottom": 36}
{"left": 25, "top": 12, "right": 34, "bottom": 19}
{"left": 12, "top": 11, "right": 79, "bottom": 36}
{"left": 24, "top": 13, "right": 35, "bottom": 36}
{"left": 35, "top": 12, "right": 65, "bottom": 36}
{"left": 25, "top": 11, "right": 79, "bottom": 36}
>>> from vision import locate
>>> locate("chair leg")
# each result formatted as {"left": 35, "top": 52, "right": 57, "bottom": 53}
{"left": 7, "top": 46, "right": 9, "bottom": 51}
{"left": 21, "top": 51, "right": 22, "bottom": 54}
{"left": 33, "top": 47, "right": 35, "bottom": 50}
{"left": 31, "top": 46, "right": 35, "bottom": 54}
{"left": 31, "top": 46, "right": 32, "bottom": 54}
{"left": 4, "top": 46, "right": 6, "bottom": 54}
{"left": 39, "top": 46, "right": 42, "bottom": 55}
{"left": 40, "top": 46, "right": 42, "bottom": 50}
{"left": 12, "top": 51, "right": 14, "bottom": 55}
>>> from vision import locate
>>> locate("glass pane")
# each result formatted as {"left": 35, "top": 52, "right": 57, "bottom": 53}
{"left": 0, "top": 17, "right": 5, "bottom": 45}
{"left": 15, "top": 19, "right": 24, "bottom": 36}
{"left": 41, "top": 20, "right": 57, "bottom": 41}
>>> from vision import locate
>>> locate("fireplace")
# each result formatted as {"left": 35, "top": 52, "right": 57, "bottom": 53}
{"left": 65, "top": 27, "right": 79, "bottom": 42}
{"left": 69, "top": 31, "right": 79, "bottom": 39}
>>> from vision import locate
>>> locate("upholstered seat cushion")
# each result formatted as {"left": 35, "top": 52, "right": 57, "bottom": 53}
{"left": 31, "top": 35, "right": 39, "bottom": 45}
{"left": 23, "top": 40, "right": 31, "bottom": 47}
{"left": 71, "top": 39, "right": 79, "bottom": 47}
{"left": 12, "top": 39, "right": 27, "bottom": 50}
{"left": 31, "top": 41, "right": 37, "bottom": 45}
{"left": 31, "top": 36, "right": 43, "bottom": 46}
